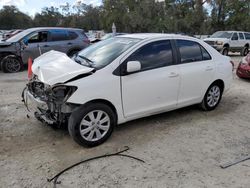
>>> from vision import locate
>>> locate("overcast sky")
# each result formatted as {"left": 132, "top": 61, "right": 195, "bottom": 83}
{"left": 0, "top": 0, "right": 102, "bottom": 16}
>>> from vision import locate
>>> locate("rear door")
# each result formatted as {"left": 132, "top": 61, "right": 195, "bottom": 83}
{"left": 120, "top": 40, "right": 180, "bottom": 118}
{"left": 175, "top": 39, "right": 215, "bottom": 107}
{"left": 47, "top": 29, "right": 72, "bottom": 54}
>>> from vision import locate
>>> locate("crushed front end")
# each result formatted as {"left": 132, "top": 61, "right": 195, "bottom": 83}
{"left": 22, "top": 75, "right": 79, "bottom": 127}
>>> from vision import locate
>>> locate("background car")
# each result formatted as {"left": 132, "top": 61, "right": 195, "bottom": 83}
{"left": 237, "top": 53, "right": 250, "bottom": 79}
{"left": 2, "top": 29, "right": 23, "bottom": 41}
{"left": 24, "top": 34, "right": 233, "bottom": 147}
{"left": 91, "top": 33, "right": 126, "bottom": 43}
{"left": 0, "top": 27, "right": 90, "bottom": 73}
{"left": 204, "top": 31, "right": 250, "bottom": 56}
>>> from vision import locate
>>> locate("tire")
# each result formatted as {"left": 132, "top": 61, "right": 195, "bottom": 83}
{"left": 68, "top": 103, "right": 116, "bottom": 147}
{"left": 200, "top": 83, "right": 223, "bottom": 111}
{"left": 221, "top": 47, "right": 229, "bottom": 56}
{"left": 68, "top": 50, "right": 80, "bottom": 58}
{"left": 1, "top": 55, "right": 23, "bottom": 73}
{"left": 241, "top": 46, "right": 249, "bottom": 56}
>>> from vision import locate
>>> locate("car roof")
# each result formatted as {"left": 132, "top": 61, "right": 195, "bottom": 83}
{"left": 117, "top": 33, "right": 193, "bottom": 40}
{"left": 24, "top": 27, "right": 83, "bottom": 33}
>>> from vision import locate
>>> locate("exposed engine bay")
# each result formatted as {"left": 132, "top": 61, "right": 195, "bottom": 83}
{"left": 22, "top": 75, "right": 79, "bottom": 127}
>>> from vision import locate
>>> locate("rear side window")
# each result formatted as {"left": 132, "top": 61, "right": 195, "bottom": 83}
{"left": 176, "top": 40, "right": 211, "bottom": 63}
{"left": 245, "top": 33, "right": 250, "bottom": 40}
{"left": 177, "top": 40, "right": 202, "bottom": 63}
{"left": 68, "top": 31, "right": 78, "bottom": 40}
{"left": 239, "top": 33, "right": 244, "bottom": 39}
{"left": 50, "top": 30, "right": 69, "bottom": 41}
{"left": 126, "top": 40, "right": 173, "bottom": 71}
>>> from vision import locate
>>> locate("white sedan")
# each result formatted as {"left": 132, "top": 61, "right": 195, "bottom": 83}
{"left": 23, "top": 34, "right": 233, "bottom": 147}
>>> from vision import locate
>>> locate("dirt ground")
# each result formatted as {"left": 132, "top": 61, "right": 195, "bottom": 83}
{"left": 0, "top": 55, "right": 250, "bottom": 188}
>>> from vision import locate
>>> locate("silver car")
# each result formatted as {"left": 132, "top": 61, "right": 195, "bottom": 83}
{"left": 0, "top": 27, "right": 90, "bottom": 73}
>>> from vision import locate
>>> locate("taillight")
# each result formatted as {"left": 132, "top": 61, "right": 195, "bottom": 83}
{"left": 230, "top": 61, "right": 234, "bottom": 71}
{"left": 83, "top": 39, "right": 90, "bottom": 45}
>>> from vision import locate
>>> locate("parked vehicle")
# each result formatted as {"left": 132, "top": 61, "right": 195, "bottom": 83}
{"left": 23, "top": 34, "right": 233, "bottom": 147}
{"left": 2, "top": 29, "right": 23, "bottom": 41}
{"left": 204, "top": 31, "right": 250, "bottom": 56}
{"left": 236, "top": 53, "right": 250, "bottom": 79}
{"left": 0, "top": 27, "right": 90, "bottom": 73}
{"left": 91, "top": 33, "right": 126, "bottom": 43}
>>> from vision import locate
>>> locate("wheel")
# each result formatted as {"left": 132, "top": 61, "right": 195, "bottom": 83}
{"left": 68, "top": 103, "right": 116, "bottom": 147}
{"left": 68, "top": 50, "right": 80, "bottom": 58}
{"left": 200, "top": 83, "right": 223, "bottom": 111}
{"left": 1, "top": 55, "right": 23, "bottom": 73}
{"left": 221, "top": 47, "right": 229, "bottom": 56}
{"left": 241, "top": 46, "right": 249, "bottom": 56}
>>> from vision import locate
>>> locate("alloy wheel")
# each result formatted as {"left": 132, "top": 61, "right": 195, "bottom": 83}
{"left": 207, "top": 85, "right": 221, "bottom": 107}
{"left": 79, "top": 110, "right": 110, "bottom": 142}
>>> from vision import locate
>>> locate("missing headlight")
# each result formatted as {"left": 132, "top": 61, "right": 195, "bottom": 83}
{"left": 52, "top": 85, "right": 77, "bottom": 103}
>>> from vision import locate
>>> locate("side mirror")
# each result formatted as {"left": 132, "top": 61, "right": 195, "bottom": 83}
{"left": 127, "top": 61, "right": 141, "bottom": 73}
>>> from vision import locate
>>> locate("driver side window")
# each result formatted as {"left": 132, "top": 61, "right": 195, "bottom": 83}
{"left": 28, "top": 31, "right": 48, "bottom": 43}
{"left": 125, "top": 40, "right": 174, "bottom": 72}
{"left": 231, "top": 33, "right": 238, "bottom": 40}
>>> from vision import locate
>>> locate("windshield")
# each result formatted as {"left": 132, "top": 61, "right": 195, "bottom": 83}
{"left": 6, "top": 29, "right": 33, "bottom": 42}
{"left": 75, "top": 37, "right": 141, "bottom": 69}
{"left": 210, "top": 31, "right": 233, "bottom": 39}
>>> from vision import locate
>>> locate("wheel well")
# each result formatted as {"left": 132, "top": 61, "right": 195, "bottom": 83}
{"left": 245, "top": 43, "right": 249, "bottom": 48}
{"left": 84, "top": 99, "right": 118, "bottom": 123}
{"left": 211, "top": 79, "right": 225, "bottom": 93}
{"left": 223, "top": 44, "right": 229, "bottom": 48}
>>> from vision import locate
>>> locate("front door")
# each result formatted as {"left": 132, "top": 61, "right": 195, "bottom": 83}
{"left": 22, "top": 31, "right": 50, "bottom": 63}
{"left": 121, "top": 40, "right": 180, "bottom": 118}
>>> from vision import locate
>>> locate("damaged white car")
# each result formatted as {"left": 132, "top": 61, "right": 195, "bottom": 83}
{"left": 23, "top": 34, "right": 233, "bottom": 147}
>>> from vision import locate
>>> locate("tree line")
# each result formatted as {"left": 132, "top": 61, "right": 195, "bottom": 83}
{"left": 0, "top": 0, "right": 249, "bottom": 35}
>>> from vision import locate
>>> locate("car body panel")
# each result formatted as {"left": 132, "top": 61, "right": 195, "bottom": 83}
{"left": 32, "top": 50, "right": 94, "bottom": 85}
{"left": 237, "top": 54, "right": 250, "bottom": 79}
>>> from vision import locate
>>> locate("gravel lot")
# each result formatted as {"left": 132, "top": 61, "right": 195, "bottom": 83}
{"left": 0, "top": 55, "right": 250, "bottom": 188}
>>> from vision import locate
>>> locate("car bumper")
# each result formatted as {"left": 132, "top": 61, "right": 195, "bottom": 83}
{"left": 236, "top": 64, "right": 250, "bottom": 78}
{"left": 211, "top": 45, "right": 223, "bottom": 51}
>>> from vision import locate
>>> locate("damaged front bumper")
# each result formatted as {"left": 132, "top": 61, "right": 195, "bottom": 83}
{"left": 22, "top": 79, "right": 79, "bottom": 127}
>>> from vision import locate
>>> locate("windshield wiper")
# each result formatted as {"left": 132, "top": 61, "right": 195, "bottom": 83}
{"left": 74, "top": 55, "right": 95, "bottom": 68}
{"left": 78, "top": 55, "right": 95, "bottom": 65}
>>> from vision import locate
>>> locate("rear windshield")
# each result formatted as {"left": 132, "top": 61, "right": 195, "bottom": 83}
{"left": 76, "top": 37, "right": 141, "bottom": 69}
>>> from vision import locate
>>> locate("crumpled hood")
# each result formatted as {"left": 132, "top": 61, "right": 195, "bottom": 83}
{"left": 32, "top": 50, "right": 94, "bottom": 85}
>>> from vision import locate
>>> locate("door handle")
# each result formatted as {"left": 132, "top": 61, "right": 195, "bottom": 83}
{"left": 169, "top": 72, "right": 179, "bottom": 78}
{"left": 67, "top": 42, "right": 72, "bottom": 45}
{"left": 43, "top": 45, "right": 50, "bottom": 47}
{"left": 205, "top": 66, "right": 213, "bottom": 71}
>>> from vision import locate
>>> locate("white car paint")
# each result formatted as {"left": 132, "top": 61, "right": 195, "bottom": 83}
{"left": 32, "top": 50, "right": 94, "bottom": 85}
{"left": 30, "top": 34, "right": 233, "bottom": 125}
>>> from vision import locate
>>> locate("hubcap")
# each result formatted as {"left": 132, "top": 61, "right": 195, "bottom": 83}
{"left": 6, "top": 58, "right": 20, "bottom": 73}
{"left": 79, "top": 110, "right": 110, "bottom": 142}
{"left": 207, "top": 86, "right": 221, "bottom": 107}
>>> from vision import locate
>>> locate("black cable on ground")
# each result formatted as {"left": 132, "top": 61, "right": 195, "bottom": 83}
{"left": 47, "top": 146, "right": 145, "bottom": 188}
